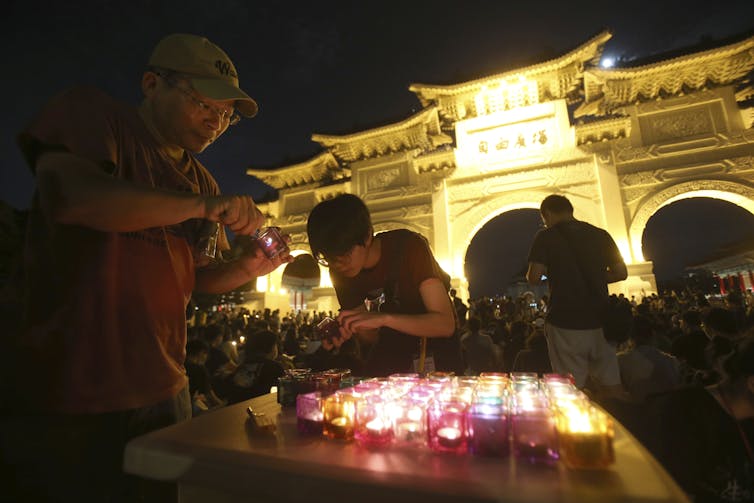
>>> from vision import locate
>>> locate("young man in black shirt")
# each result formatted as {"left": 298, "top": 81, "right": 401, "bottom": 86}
{"left": 306, "top": 194, "right": 458, "bottom": 376}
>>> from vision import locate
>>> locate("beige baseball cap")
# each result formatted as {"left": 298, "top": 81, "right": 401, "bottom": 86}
{"left": 148, "top": 33, "right": 258, "bottom": 118}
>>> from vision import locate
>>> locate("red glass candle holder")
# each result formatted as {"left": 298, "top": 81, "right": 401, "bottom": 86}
{"left": 316, "top": 317, "right": 340, "bottom": 344}
{"left": 428, "top": 399, "right": 468, "bottom": 454}
{"left": 254, "top": 226, "right": 288, "bottom": 259}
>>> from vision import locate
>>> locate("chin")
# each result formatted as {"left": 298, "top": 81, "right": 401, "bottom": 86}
{"left": 336, "top": 267, "right": 360, "bottom": 278}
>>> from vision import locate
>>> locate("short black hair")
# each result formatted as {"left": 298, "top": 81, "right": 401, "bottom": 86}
{"left": 246, "top": 330, "right": 279, "bottom": 355}
{"left": 681, "top": 309, "right": 702, "bottom": 327}
{"left": 540, "top": 194, "right": 573, "bottom": 214}
{"left": 186, "top": 339, "right": 209, "bottom": 357}
{"left": 630, "top": 315, "right": 654, "bottom": 346}
{"left": 307, "top": 193, "right": 372, "bottom": 259}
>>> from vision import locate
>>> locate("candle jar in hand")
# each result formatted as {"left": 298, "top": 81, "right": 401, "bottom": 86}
{"left": 254, "top": 227, "right": 289, "bottom": 259}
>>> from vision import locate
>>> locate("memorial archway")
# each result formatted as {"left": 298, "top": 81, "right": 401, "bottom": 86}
{"left": 246, "top": 31, "right": 754, "bottom": 312}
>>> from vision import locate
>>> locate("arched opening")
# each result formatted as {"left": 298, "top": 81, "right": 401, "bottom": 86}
{"left": 464, "top": 208, "right": 542, "bottom": 299}
{"left": 281, "top": 254, "right": 321, "bottom": 310}
{"left": 642, "top": 198, "right": 754, "bottom": 291}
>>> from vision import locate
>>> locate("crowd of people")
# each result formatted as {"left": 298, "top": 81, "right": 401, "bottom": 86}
{"left": 185, "top": 289, "right": 754, "bottom": 410}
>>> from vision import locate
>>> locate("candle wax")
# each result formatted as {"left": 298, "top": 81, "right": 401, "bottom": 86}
{"left": 436, "top": 426, "right": 463, "bottom": 449}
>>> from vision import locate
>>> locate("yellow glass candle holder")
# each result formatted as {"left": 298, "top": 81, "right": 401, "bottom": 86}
{"left": 556, "top": 405, "right": 614, "bottom": 469}
{"left": 322, "top": 391, "right": 359, "bottom": 441}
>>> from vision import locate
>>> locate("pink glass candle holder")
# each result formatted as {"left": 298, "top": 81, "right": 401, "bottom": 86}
{"left": 322, "top": 392, "right": 359, "bottom": 441}
{"left": 467, "top": 398, "right": 509, "bottom": 457}
{"left": 556, "top": 405, "right": 615, "bottom": 469}
{"left": 511, "top": 394, "right": 558, "bottom": 463}
{"left": 296, "top": 391, "right": 324, "bottom": 435}
{"left": 428, "top": 399, "right": 469, "bottom": 454}
{"left": 355, "top": 396, "right": 394, "bottom": 448}
{"left": 254, "top": 226, "right": 289, "bottom": 259}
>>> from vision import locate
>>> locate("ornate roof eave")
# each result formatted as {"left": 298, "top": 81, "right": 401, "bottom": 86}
{"left": 583, "top": 35, "right": 754, "bottom": 107}
{"left": 574, "top": 116, "right": 632, "bottom": 145}
{"left": 245, "top": 151, "right": 347, "bottom": 190}
{"left": 311, "top": 106, "right": 452, "bottom": 163}
{"left": 408, "top": 30, "right": 612, "bottom": 105}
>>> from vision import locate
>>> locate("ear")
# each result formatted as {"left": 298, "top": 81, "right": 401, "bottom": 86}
{"left": 141, "top": 71, "right": 159, "bottom": 97}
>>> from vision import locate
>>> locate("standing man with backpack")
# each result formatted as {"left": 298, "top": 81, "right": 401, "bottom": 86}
{"left": 526, "top": 195, "right": 628, "bottom": 396}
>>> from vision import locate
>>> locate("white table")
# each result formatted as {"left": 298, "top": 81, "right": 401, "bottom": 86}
{"left": 124, "top": 393, "right": 690, "bottom": 503}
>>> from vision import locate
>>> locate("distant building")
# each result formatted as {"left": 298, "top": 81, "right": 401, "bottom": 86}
{"left": 687, "top": 237, "right": 754, "bottom": 293}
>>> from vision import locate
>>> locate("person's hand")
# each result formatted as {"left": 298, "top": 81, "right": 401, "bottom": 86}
{"left": 238, "top": 238, "right": 294, "bottom": 279}
{"left": 337, "top": 309, "right": 387, "bottom": 335}
{"left": 320, "top": 323, "right": 352, "bottom": 351}
{"left": 203, "top": 194, "right": 265, "bottom": 235}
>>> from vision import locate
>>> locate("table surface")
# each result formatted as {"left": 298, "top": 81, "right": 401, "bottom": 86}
{"left": 124, "top": 393, "right": 690, "bottom": 503}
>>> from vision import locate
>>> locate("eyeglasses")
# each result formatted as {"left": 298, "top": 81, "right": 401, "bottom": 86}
{"left": 314, "top": 246, "right": 356, "bottom": 267}
{"left": 154, "top": 70, "right": 241, "bottom": 126}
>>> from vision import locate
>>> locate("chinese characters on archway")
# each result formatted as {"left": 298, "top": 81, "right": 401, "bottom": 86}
{"left": 478, "top": 128, "right": 549, "bottom": 155}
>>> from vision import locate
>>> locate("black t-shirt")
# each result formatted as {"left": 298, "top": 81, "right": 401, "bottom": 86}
{"left": 527, "top": 220, "right": 623, "bottom": 329}
{"left": 331, "top": 229, "right": 457, "bottom": 376}
{"left": 643, "top": 386, "right": 754, "bottom": 503}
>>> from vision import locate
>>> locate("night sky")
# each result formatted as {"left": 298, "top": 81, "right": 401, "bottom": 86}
{"left": 3, "top": 1, "right": 754, "bottom": 296}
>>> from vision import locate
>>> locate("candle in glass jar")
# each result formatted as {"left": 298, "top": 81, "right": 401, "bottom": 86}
{"left": 557, "top": 406, "right": 614, "bottom": 469}
{"left": 357, "top": 417, "right": 393, "bottom": 447}
{"left": 323, "top": 392, "right": 357, "bottom": 441}
{"left": 467, "top": 400, "right": 509, "bottom": 457}
{"left": 428, "top": 400, "right": 468, "bottom": 453}
{"left": 296, "top": 392, "right": 324, "bottom": 435}
{"left": 436, "top": 427, "right": 463, "bottom": 448}
{"left": 355, "top": 396, "right": 393, "bottom": 447}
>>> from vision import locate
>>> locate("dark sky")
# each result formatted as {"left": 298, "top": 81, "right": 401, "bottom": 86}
{"left": 3, "top": 1, "right": 754, "bottom": 295}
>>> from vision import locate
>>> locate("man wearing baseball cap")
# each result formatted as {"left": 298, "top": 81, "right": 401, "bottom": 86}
{"left": 6, "top": 34, "right": 290, "bottom": 501}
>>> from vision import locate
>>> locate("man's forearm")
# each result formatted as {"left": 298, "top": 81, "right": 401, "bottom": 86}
{"left": 37, "top": 152, "right": 204, "bottom": 232}
{"left": 382, "top": 312, "right": 455, "bottom": 338}
{"left": 194, "top": 260, "right": 255, "bottom": 294}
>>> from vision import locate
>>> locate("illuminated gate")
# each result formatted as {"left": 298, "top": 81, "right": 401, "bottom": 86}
{"left": 247, "top": 31, "right": 754, "bottom": 311}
